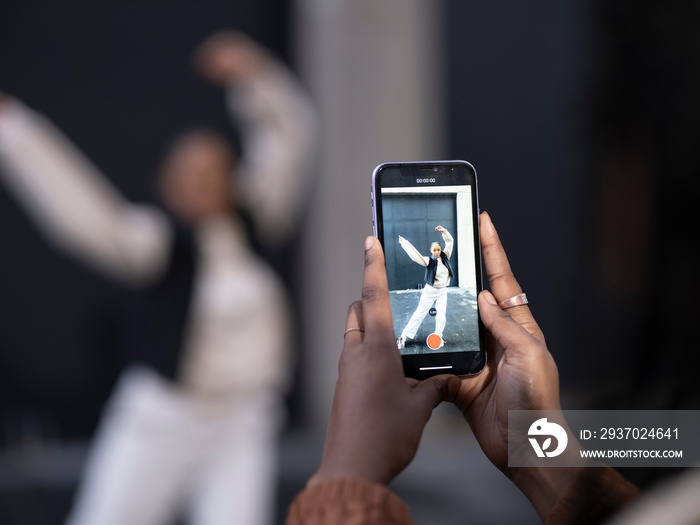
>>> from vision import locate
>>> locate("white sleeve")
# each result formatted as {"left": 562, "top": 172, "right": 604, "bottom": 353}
{"left": 400, "top": 238, "right": 429, "bottom": 267}
{"left": 442, "top": 229, "right": 454, "bottom": 258}
{"left": 226, "top": 58, "right": 318, "bottom": 245}
{"left": 0, "top": 101, "right": 172, "bottom": 285}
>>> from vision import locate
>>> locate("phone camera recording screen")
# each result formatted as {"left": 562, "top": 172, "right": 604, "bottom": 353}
{"left": 375, "top": 163, "right": 482, "bottom": 358}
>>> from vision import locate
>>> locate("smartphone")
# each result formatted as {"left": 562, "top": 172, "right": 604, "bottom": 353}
{"left": 371, "top": 160, "right": 486, "bottom": 379}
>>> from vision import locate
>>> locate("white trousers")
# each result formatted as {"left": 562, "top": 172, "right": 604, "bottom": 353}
{"left": 401, "top": 285, "right": 447, "bottom": 339}
{"left": 66, "top": 367, "right": 282, "bottom": 525}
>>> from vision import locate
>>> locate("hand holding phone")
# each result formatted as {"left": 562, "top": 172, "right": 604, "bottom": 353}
{"left": 307, "top": 237, "right": 461, "bottom": 487}
{"left": 307, "top": 212, "right": 573, "bottom": 522}
{"left": 454, "top": 212, "right": 576, "bottom": 521}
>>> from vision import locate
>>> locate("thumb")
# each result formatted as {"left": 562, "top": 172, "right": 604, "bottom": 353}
{"left": 413, "top": 374, "right": 462, "bottom": 410}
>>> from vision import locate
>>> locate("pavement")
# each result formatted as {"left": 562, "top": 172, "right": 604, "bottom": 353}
{"left": 390, "top": 287, "right": 480, "bottom": 354}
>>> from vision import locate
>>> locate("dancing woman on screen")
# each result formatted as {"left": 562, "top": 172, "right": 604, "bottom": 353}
{"left": 396, "top": 225, "right": 453, "bottom": 350}
{"left": 0, "top": 32, "right": 317, "bottom": 525}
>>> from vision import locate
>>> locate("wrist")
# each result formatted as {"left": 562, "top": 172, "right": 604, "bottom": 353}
{"left": 307, "top": 466, "right": 385, "bottom": 489}
{"left": 504, "top": 428, "right": 587, "bottom": 522}
{"left": 224, "top": 50, "right": 271, "bottom": 86}
{"left": 307, "top": 452, "right": 394, "bottom": 488}
{"left": 506, "top": 464, "right": 585, "bottom": 522}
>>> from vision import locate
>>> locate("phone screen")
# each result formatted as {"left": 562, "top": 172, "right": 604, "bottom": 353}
{"left": 372, "top": 161, "right": 485, "bottom": 378}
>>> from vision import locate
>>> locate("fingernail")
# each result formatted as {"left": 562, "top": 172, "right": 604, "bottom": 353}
{"left": 482, "top": 290, "right": 497, "bottom": 305}
{"left": 365, "top": 236, "right": 374, "bottom": 251}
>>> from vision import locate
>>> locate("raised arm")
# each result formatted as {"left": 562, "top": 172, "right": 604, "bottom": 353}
{"left": 398, "top": 235, "right": 429, "bottom": 266}
{"left": 195, "top": 32, "right": 319, "bottom": 245}
{"left": 0, "top": 96, "right": 171, "bottom": 284}
{"left": 436, "top": 225, "right": 454, "bottom": 258}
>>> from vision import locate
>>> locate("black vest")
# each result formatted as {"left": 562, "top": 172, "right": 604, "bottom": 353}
{"left": 120, "top": 226, "right": 196, "bottom": 381}
{"left": 424, "top": 252, "right": 453, "bottom": 286}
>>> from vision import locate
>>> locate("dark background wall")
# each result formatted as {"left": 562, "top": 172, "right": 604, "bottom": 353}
{"left": 446, "top": 0, "right": 589, "bottom": 392}
{"left": 0, "top": 0, "right": 290, "bottom": 440}
{"left": 446, "top": 0, "right": 700, "bottom": 489}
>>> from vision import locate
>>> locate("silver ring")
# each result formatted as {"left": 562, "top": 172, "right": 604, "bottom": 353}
{"left": 344, "top": 327, "right": 365, "bottom": 337}
{"left": 498, "top": 293, "right": 528, "bottom": 309}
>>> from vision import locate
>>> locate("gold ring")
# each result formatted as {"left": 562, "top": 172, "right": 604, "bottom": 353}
{"left": 344, "top": 327, "right": 365, "bottom": 337}
{"left": 498, "top": 293, "right": 528, "bottom": 309}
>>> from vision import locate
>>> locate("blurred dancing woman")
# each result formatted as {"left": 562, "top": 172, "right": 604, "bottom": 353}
{"left": 396, "top": 225, "right": 453, "bottom": 350}
{"left": 0, "top": 32, "right": 317, "bottom": 525}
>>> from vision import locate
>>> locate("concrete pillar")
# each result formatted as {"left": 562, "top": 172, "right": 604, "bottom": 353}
{"left": 293, "top": 0, "right": 446, "bottom": 429}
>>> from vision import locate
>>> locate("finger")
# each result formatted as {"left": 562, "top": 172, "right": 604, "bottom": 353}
{"left": 343, "top": 301, "right": 365, "bottom": 344}
{"left": 480, "top": 212, "right": 544, "bottom": 342}
{"left": 413, "top": 374, "right": 462, "bottom": 411}
{"left": 478, "top": 290, "right": 542, "bottom": 362}
{"left": 361, "top": 237, "right": 394, "bottom": 340}
{"left": 480, "top": 211, "right": 521, "bottom": 300}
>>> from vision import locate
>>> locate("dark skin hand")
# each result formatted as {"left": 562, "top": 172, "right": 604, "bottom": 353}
{"left": 308, "top": 236, "right": 462, "bottom": 486}
{"left": 194, "top": 30, "right": 269, "bottom": 85}
{"left": 308, "top": 213, "right": 583, "bottom": 521}
{"left": 455, "top": 211, "right": 583, "bottom": 521}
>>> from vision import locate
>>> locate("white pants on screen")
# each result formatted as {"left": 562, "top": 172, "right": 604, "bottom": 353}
{"left": 401, "top": 284, "right": 447, "bottom": 340}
